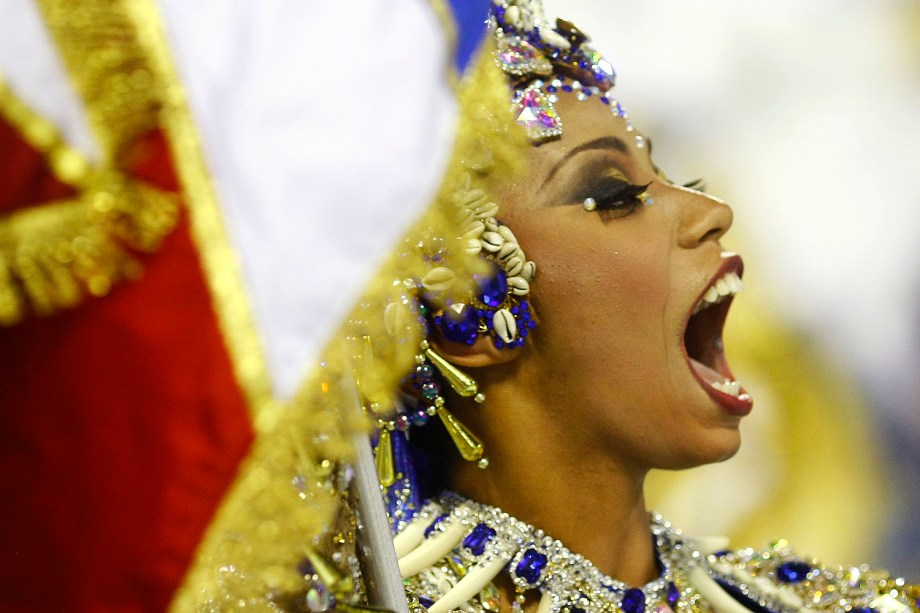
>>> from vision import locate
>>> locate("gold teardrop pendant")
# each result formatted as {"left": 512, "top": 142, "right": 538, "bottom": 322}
{"left": 436, "top": 407, "right": 484, "bottom": 461}
{"left": 375, "top": 428, "right": 396, "bottom": 487}
{"left": 424, "top": 345, "right": 478, "bottom": 397}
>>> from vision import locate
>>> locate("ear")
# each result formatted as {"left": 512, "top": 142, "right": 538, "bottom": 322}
{"left": 430, "top": 332, "right": 522, "bottom": 369}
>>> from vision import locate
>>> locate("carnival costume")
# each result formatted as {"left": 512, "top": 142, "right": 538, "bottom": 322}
{"left": 353, "top": 2, "right": 920, "bottom": 612}
{"left": 0, "top": 0, "right": 912, "bottom": 611}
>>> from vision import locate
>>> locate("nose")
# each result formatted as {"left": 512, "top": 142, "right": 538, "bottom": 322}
{"left": 675, "top": 188, "right": 734, "bottom": 249}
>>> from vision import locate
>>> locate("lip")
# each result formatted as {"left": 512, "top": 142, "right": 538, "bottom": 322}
{"left": 682, "top": 252, "right": 753, "bottom": 417}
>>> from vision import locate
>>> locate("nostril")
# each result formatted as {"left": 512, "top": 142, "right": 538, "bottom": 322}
{"left": 699, "top": 227, "right": 725, "bottom": 244}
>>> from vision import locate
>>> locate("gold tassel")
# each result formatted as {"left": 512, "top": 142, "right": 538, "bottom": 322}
{"left": 374, "top": 428, "right": 396, "bottom": 487}
{"left": 302, "top": 547, "right": 353, "bottom": 594}
{"left": 436, "top": 407, "right": 484, "bottom": 461}
{"left": 423, "top": 343, "right": 478, "bottom": 397}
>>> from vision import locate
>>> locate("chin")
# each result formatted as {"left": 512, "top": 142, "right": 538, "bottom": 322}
{"left": 655, "top": 428, "right": 743, "bottom": 471}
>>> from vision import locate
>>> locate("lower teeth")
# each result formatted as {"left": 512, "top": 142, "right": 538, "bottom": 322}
{"left": 712, "top": 379, "right": 741, "bottom": 397}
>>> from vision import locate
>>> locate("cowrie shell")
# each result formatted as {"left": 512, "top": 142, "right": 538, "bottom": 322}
{"left": 422, "top": 267, "right": 456, "bottom": 292}
{"left": 384, "top": 302, "right": 411, "bottom": 337}
{"left": 484, "top": 218, "right": 499, "bottom": 232}
{"left": 458, "top": 188, "right": 486, "bottom": 208}
{"left": 498, "top": 225, "right": 518, "bottom": 244}
{"left": 497, "top": 241, "right": 518, "bottom": 261}
{"left": 465, "top": 238, "right": 482, "bottom": 255}
{"left": 507, "top": 276, "right": 530, "bottom": 295}
{"left": 539, "top": 27, "right": 571, "bottom": 49}
{"left": 481, "top": 232, "right": 503, "bottom": 252}
{"left": 521, "top": 261, "right": 536, "bottom": 282}
{"left": 493, "top": 308, "right": 517, "bottom": 343}
{"left": 462, "top": 220, "right": 485, "bottom": 239}
{"left": 473, "top": 201, "right": 499, "bottom": 219}
{"left": 505, "top": 5, "right": 521, "bottom": 27}
{"left": 505, "top": 255, "right": 523, "bottom": 277}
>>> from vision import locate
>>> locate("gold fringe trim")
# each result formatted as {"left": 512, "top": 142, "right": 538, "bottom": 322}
{"left": 1, "top": 0, "right": 183, "bottom": 325}
{"left": 0, "top": 170, "right": 179, "bottom": 325}
{"left": 0, "top": 76, "right": 179, "bottom": 325}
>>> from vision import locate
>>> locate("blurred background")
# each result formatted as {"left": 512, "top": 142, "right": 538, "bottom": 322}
{"left": 548, "top": 0, "right": 920, "bottom": 579}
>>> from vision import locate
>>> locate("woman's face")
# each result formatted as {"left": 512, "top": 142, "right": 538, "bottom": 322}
{"left": 494, "top": 92, "right": 750, "bottom": 471}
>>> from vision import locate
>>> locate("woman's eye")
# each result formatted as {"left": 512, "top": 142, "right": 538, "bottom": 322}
{"left": 581, "top": 179, "right": 650, "bottom": 218}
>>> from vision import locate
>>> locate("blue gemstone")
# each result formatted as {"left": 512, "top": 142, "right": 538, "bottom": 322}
{"left": 424, "top": 514, "right": 448, "bottom": 537}
{"left": 776, "top": 561, "right": 812, "bottom": 583}
{"left": 562, "top": 84, "right": 573, "bottom": 92}
{"left": 418, "top": 595, "right": 435, "bottom": 607}
{"left": 667, "top": 582, "right": 680, "bottom": 607}
{"left": 411, "top": 410, "right": 429, "bottom": 426}
{"left": 546, "top": 85, "right": 557, "bottom": 93}
{"left": 462, "top": 523, "right": 497, "bottom": 556}
{"left": 515, "top": 549, "right": 547, "bottom": 584}
{"left": 850, "top": 608, "right": 875, "bottom": 613}
{"left": 621, "top": 588, "right": 645, "bottom": 613}
{"left": 439, "top": 303, "right": 480, "bottom": 345}
{"left": 599, "top": 96, "right": 610, "bottom": 105}
{"left": 476, "top": 270, "right": 508, "bottom": 308}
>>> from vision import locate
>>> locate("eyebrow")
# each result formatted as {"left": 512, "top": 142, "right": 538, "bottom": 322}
{"left": 541, "top": 136, "right": 630, "bottom": 188}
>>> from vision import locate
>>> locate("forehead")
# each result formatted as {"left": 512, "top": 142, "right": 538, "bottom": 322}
{"left": 524, "top": 92, "right": 644, "bottom": 175}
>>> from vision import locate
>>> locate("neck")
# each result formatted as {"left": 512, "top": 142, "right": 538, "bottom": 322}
{"left": 449, "top": 386, "right": 658, "bottom": 587}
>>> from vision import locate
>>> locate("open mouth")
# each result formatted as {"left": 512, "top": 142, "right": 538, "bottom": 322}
{"left": 682, "top": 253, "right": 753, "bottom": 415}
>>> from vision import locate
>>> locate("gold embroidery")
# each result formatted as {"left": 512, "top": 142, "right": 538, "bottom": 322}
{"left": 1, "top": 0, "right": 182, "bottom": 325}
{"left": 0, "top": 77, "right": 178, "bottom": 325}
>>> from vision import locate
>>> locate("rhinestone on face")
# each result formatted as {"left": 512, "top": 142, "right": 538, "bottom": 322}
{"left": 511, "top": 85, "right": 562, "bottom": 140}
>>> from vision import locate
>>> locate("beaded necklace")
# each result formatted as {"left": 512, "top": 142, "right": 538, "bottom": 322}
{"left": 394, "top": 493, "right": 919, "bottom": 613}
{"left": 397, "top": 492, "right": 699, "bottom": 613}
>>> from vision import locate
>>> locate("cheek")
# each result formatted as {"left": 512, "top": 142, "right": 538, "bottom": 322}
{"left": 528, "top": 225, "right": 672, "bottom": 336}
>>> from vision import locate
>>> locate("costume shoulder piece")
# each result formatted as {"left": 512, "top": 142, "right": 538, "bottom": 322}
{"left": 701, "top": 541, "right": 919, "bottom": 613}
{"left": 391, "top": 494, "right": 918, "bottom": 613}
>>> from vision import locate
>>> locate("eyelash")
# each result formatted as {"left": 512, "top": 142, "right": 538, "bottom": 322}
{"left": 584, "top": 179, "right": 650, "bottom": 214}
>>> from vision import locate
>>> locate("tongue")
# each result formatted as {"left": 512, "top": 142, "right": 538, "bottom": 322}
{"left": 689, "top": 357, "right": 727, "bottom": 386}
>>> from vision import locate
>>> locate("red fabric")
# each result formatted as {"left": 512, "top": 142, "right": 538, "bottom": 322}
{"left": 0, "top": 118, "right": 255, "bottom": 611}
{"left": 0, "top": 117, "right": 76, "bottom": 214}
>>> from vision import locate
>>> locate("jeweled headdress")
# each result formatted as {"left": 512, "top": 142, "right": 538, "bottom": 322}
{"left": 491, "top": 0, "right": 628, "bottom": 141}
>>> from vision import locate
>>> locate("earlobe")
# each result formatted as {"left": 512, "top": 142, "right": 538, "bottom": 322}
{"left": 430, "top": 333, "right": 521, "bottom": 368}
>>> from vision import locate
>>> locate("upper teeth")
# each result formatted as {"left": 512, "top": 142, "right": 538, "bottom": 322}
{"left": 693, "top": 271, "right": 743, "bottom": 314}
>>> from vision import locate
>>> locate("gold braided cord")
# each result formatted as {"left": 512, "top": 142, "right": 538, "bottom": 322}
{"left": 170, "top": 37, "right": 528, "bottom": 609}
{"left": 0, "top": 74, "right": 178, "bottom": 325}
